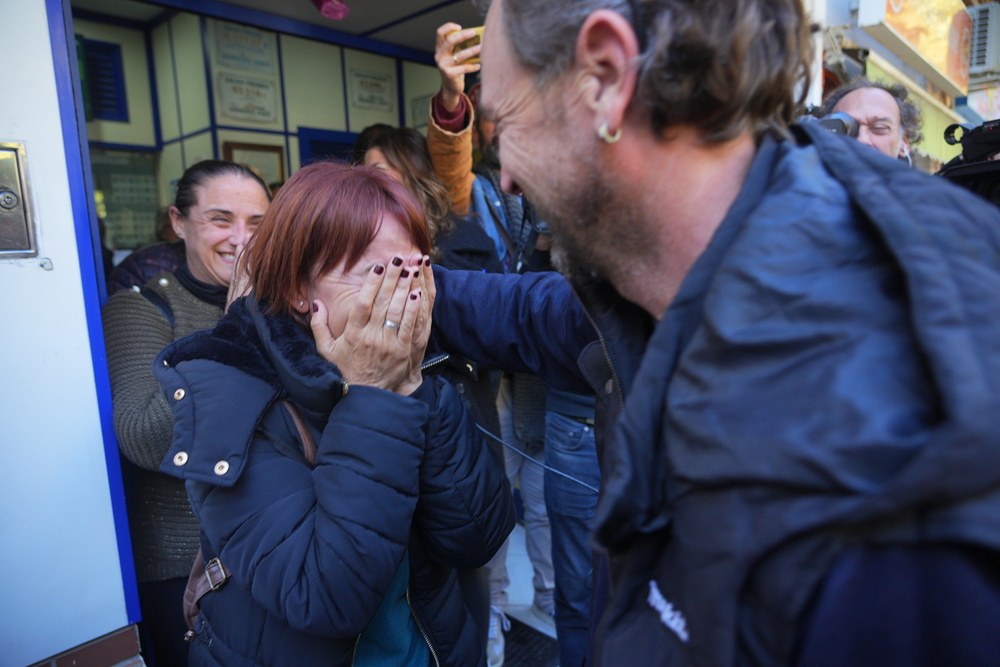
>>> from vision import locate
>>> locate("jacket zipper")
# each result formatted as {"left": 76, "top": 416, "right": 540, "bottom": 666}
{"left": 350, "top": 635, "right": 361, "bottom": 666}
{"left": 406, "top": 588, "right": 441, "bottom": 667}
{"left": 421, "top": 353, "right": 451, "bottom": 374}
{"left": 349, "top": 592, "right": 441, "bottom": 666}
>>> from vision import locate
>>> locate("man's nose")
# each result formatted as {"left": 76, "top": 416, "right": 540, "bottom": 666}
{"left": 500, "top": 170, "right": 523, "bottom": 196}
{"left": 856, "top": 125, "right": 875, "bottom": 148}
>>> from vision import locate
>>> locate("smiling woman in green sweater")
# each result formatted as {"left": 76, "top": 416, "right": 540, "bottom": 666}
{"left": 102, "top": 159, "right": 270, "bottom": 667}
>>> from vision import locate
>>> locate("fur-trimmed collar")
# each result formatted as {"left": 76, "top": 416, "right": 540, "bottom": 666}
{"left": 163, "top": 295, "right": 342, "bottom": 403}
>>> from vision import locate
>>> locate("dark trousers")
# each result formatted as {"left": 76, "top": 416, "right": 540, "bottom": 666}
{"left": 138, "top": 577, "right": 190, "bottom": 667}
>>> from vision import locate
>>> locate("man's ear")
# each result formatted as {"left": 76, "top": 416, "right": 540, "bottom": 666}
{"left": 574, "top": 9, "right": 640, "bottom": 137}
{"left": 899, "top": 136, "right": 912, "bottom": 161}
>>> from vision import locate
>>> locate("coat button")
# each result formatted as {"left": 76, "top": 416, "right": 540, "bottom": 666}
{"left": 173, "top": 452, "right": 189, "bottom": 466}
{"left": 605, "top": 379, "right": 614, "bottom": 395}
{"left": 173, "top": 388, "right": 186, "bottom": 400}
{"left": 214, "top": 460, "right": 230, "bottom": 475}
{"left": 159, "top": 277, "right": 169, "bottom": 286}
{"left": 163, "top": 359, "right": 169, "bottom": 367}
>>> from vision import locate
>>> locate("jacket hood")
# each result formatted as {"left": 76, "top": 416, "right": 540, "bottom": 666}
{"left": 155, "top": 295, "right": 346, "bottom": 485}
{"left": 162, "top": 295, "right": 346, "bottom": 415}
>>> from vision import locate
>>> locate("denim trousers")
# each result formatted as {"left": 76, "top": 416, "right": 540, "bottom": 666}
{"left": 544, "top": 411, "right": 600, "bottom": 667}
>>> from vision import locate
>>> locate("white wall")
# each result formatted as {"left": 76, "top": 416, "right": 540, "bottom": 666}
{"left": 173, "top": 12, "right": 211, "bottom": 134}
{"left": 344, "top": 48, "right": 400, "bottom": 131}
{"left": 153, "top": 21, "right": 180, "bottom": 142}
{"left": 0, "top": 2, "right": 132, "bottom": 665}
{"left": 283, "top": 34, "right": 347, "bottom": 133}
{"left": 402, "top": 60, "right": 440, "bottom": 130}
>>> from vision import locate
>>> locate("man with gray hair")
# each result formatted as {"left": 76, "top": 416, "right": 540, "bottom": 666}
{"left": 431, "top": 0, "right": 1000, "bottom": 664}
{"left": 819, "top": 77, "right": 923, "bottom": 161}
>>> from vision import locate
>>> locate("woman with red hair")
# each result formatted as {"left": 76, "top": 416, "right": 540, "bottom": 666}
{"left": 154, "top": 161, "right": 514, "bottom": 666}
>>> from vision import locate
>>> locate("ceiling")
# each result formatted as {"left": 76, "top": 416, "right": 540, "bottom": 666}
{"left": 70, "top": 0, "right": 486, "bottom": 57}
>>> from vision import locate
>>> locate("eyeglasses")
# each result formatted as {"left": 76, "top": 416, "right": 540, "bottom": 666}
{"left": 625, "top": 0, "right": 648, "bottom": 53}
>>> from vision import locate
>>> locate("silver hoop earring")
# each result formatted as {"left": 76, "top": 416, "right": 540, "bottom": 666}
{"left": 598, "top": 122, "right": 622, "bottom": 144}
{"left": 298, "top": 300, "right": 305, "bottom": 308}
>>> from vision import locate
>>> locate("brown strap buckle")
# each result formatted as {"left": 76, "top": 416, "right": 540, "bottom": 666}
{"left": 203, "top": 557, "right": 229, "bottom": 591}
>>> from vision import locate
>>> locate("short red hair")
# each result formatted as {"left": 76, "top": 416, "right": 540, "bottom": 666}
{"left": 242, "top": 161, "right": 431, "bottom": 316}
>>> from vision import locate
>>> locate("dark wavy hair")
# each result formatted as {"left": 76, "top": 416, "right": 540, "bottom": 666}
{"left": 479, "top": 0, "right": 813, "bottom": 143}
{"left": 366, "top": 127, "right": 455, "bottom": 251}
{"left": 819, "top": 78, "right": 923, "bottom": 146}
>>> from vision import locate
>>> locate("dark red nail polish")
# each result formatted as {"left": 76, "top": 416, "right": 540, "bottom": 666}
{"left": 392, "top": 257, "right": 403, "bottom": 266}
{"left": 374, "top": 264, "right": 384, "bottom": 275}
{"left": 410, "top": 293, "right": 419, "bottom": 300}
{"left": 312, "top": 302, "right": 318, "bottom": 313}
{"left": 401, "top": 269, "right": 410, "bottom": 278}
{"left": 424, "top": 258, "right": 431, "bottom": 267}
{"left": 413, "top": 270, "right": 419, "bottom": 278}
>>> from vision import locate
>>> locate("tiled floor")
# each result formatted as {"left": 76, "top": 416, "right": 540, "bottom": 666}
{"left": 502, "top": 521, "right": 559, "bottom": 666}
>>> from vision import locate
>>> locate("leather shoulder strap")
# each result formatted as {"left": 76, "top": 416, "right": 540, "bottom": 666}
{"left": 183, "top": 399, "right": 317, "bottom": 635}
{"left": 280, "top": 399, "right": 316, "bottom": 465}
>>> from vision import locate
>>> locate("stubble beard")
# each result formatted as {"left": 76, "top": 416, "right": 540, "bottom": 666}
{"left": 479, "top": 142, "right": 502, "bottom": 172}
{"left": 536, "top": 156, "right": 619, "bottom": 287}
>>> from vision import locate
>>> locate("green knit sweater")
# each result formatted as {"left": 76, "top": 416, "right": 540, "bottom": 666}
{"left": 103, "top": 272, "right": 223, "bottom": 582}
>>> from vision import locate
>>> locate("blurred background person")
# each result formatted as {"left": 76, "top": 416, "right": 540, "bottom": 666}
{"left": 819, "top": 78, "right": 923, "bottom": 162}
{"left": 364, "top": 127, "right": 503, "bottom": 272}
{"left": 107, "top": 207, "right": 186, "bottom": 294}
{"left": 102, "top": 160, "right": 271, "bottom": 666}
{"left": 351, "top": 122, "right": 394, "bottom": 164}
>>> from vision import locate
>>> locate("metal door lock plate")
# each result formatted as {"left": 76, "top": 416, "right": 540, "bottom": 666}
{"left": 0, "top": 142, "right": 37, "bottom": 257}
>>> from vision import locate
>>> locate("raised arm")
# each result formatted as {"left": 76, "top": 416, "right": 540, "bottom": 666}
{"left": 428, "top": 23, "right": 481, "bottom": 214}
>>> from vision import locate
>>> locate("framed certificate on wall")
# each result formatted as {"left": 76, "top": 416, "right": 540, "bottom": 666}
{"left": 223, "top": 142, "right": 285, "bottom": 186}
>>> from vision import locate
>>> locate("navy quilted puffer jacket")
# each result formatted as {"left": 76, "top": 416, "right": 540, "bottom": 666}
{"left": 154, "top": 295, "right": 514, "bottom": 667}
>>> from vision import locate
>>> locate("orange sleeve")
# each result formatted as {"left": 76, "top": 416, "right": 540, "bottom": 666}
{"left": 427, "top": 94, "right": 477, "bottom": 215}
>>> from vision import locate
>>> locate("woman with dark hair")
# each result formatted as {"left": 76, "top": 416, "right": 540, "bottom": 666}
{"left": 102, "top": 159, "right": 271, "bottom": 666}
{"left": 154, "top": 161, "right": 514, "bottom": 666}
{"left": 365, "top": 127, "right": 504, "bottom": 274}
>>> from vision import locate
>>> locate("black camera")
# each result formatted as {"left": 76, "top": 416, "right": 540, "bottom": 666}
{"left": 798, "top": 111, "right": 860, "bottom": 138}
{"left": 937, "top": 119, "right": 1000, "bottom": 207}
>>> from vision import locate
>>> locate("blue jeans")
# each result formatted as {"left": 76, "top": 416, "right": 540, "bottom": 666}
{"left": 544, "top": 411, "right": 600, "bottom": 667}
